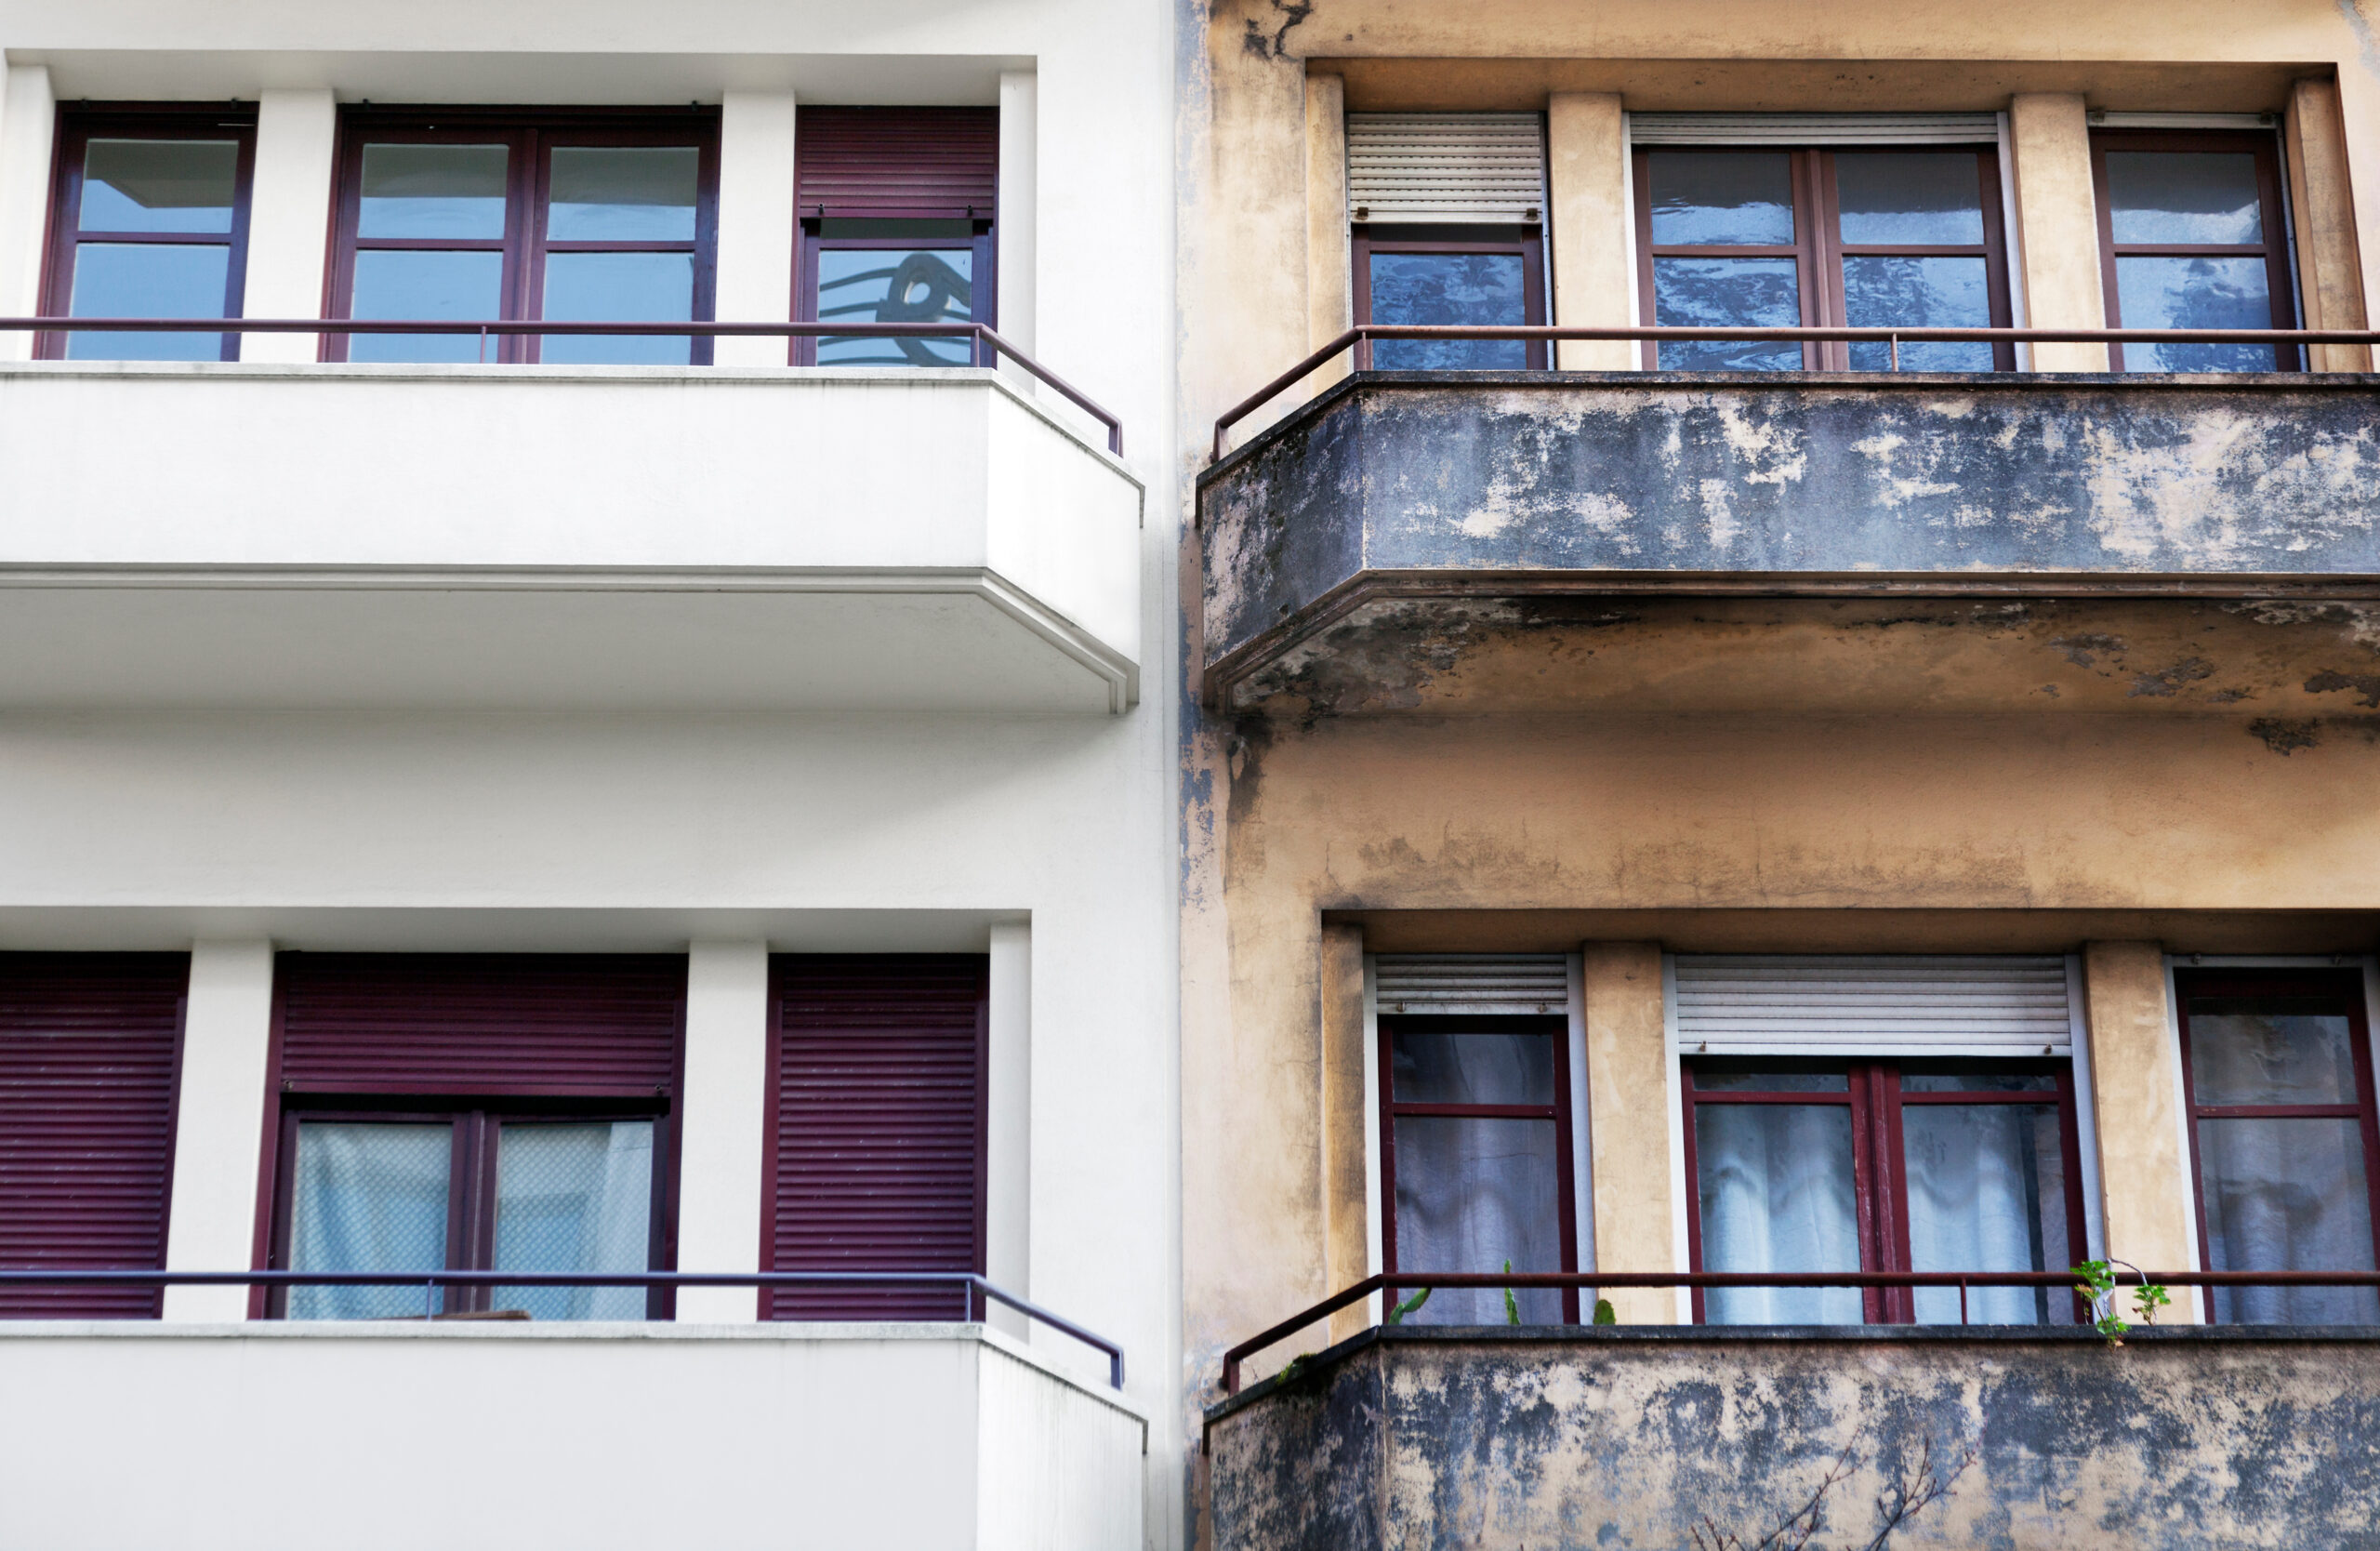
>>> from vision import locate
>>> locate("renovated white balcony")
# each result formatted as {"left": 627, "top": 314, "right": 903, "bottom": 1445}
{"left": 0, "top": 1320, "right": 1145, "bottom": 1551}
{"left": 0, "top": 364, "right": 1143, "bottom": 712}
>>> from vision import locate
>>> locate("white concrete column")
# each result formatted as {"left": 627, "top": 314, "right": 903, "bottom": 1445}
{"left": 0, "top": 64, "right": 58, "bottom": 361}
{"left": 713, "top": 91, "right": 797, "bottom": 368}
{"left": 674, "top": 940, "right": 771, "bottom": 1320}
{"left": 986, "top": 921, "right": 1031, "bottom": 1338}
{"left": 239, "top": 89, "right": 338, "bottom": 364}
{"left": 162, "top": 941, "right": 276, "bottom": 1321}
{"left": 996, "top": 71, "right": 1038, "bottom": 365}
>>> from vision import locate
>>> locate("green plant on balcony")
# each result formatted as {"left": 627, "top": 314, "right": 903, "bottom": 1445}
{"left": 2071, "top": 1259, "right": 2170, "bottom": 1345}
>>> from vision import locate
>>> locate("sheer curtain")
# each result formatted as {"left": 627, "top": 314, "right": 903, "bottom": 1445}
{"left": 1695, "top": 1105, "right": 1862, "bottom": 1324}
{"left": 1902, "top": 1104, "right": 2071, "bottom": 1323}
{"left": 1392, "top": 1030, "right": 1565, "bottom": 1324}
{"left": 287, "top": 1122, "right": 453, "bottom": 1319}
{"left": 491, "top": 1121, "right": 654, "bottom": 1320}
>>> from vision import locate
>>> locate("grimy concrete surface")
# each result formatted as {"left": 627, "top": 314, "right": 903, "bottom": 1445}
{"left": 1206, "top": 1326, "right": 2380, "bottom": 1550}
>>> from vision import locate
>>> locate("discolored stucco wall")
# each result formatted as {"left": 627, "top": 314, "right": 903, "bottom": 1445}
{"left": 1206, "top": 1326, "right": 2380, "bottom": 1551}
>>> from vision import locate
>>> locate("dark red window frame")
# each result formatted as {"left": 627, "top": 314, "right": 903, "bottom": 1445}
{"left": 2089, "top": 128, "right": 2300, "bottom": 371}
{"left": 1351, "top": 224, "right": 1549, "bottom": 370}
{"left": 1681, "top": 1058, "right": 2088, "bottom": 1324}
{"left": 1632, "top": 144, "right": 2016, "bottom": 371}
{"left": 324, "top": 106, "right": 721, "bottom": 365}
{"left": 1377, "top": 1013, "right": 1580, "bottom": 1323}
{"left": 2175, "top": 965, "right": 2380, "bottom": 1321}
{"left": 38, "top": 103, "right": 258, "bottom": 362}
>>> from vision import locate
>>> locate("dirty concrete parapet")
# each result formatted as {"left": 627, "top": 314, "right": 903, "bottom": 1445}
{"left": 1582, "top": 942, "right": 1684, "bottom": 1325}
{"left": 2081, "top": 941, "right": 2202, "bottom": 1319}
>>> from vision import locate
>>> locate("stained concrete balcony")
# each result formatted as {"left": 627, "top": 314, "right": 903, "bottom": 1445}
{"left": 0, "top": 1321, "right": 1145, "bottom": 1551}
{"left": 1198, "top": 371, "right": 2380, "bottom": 718}
{"left": 1205, "top": 1324, "right": 2380, "bottom": 1550}
{"left": 0, "top": 364, "right": 1142, "bottom": 713}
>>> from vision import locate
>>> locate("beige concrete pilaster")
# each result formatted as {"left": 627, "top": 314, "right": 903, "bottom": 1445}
{"left": 1318, "top": 922, "right": 1370, "bottom": 1341}
{"left": 2285, "top": 76, "right": 2371, "bottom": 373}
{"left": 1304, "top": 72, "right": 1351, "bottom": 391}
{"left": 2082, "top": 941, "right": 2202, "bottom": 1320}
{"left": 2008, "top": 93, "right": 2109, "bottom": 371}
{"left": 1583, "top": 942, "right": 1681, "bottom": 1323}
{"left": 1547, "top": 92, "right": 1634, "bottom": 370}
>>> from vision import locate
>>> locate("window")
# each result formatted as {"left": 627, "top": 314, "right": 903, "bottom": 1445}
{"left": 1685, "top": 1059, "right": 2086, "bottom": 1324}
{"left": 41, "top": 108, "right": 257, "bottom": 362}
{"left": 274, "top": 1106, "right": 661, "bottom": 1319}
{"left": 1380, "top": 1015, "right": 1579, "bottom": 1323}
{"left": 1634, "top": 146, "right": 2014, "bottom": 371}
{"left": 1347, "top": 113, "right": 1548, "bottom": 370}
{"left": 794, "top": 108, "right": 998, "bottom": 367}
{"left": 327, "top": 111, "right": 718, "bottom": 365}
{"left": 260, "top": 954, "right": 686, "bottom": 1320}
{"left": 2176, "top": 968, "right": 2380, "bottom": 1323}
{"left": 2091, "top": 131, "right": 2299, "bottom": 371}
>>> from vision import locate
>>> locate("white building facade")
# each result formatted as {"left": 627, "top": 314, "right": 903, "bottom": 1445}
{"left": 0, "top": 3, "right": 1178, "bottom": 1546}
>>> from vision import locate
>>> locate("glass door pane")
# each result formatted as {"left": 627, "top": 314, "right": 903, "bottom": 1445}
{"left": 287, "top": 1121, "right": 453, "bottom": 1319}
{"left": 814, "top": 219, "right": 976, "bottom": 366}
{"left": 490, "top": 1120, "right": 654, "bottom": 1319}
{"left": 1900, "top": 1099, "right": 2072, "bottom": 1323}
{"left": 1646, "top": 151, "right": 1803, "bottom": 370}
{"left": 1694, "top": 1101, "right": 1862, "bottom": 1323}
{"left": 350, "top": 142, "right": 510, "bottom": 363}
{"left": 1388, "top": 1028, "right": 1563, "bottom": 1322}
{"left": 68, "top": 138, "right": 242, "bottom": 361}
{"left": 1367, "top": 253, "right": 1529, "bottom": 368}
{"left": 539, "top": 146, "right": 700, "bottom": 365}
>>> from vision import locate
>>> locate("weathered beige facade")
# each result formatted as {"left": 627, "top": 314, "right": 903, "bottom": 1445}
{"left": 1179, "top": 3, "right": 2380, "bottom": 1543}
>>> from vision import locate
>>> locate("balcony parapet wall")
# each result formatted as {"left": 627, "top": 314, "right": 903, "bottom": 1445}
{"left": 1205, "top": 1324, "right": 2380, "bottom": 1550}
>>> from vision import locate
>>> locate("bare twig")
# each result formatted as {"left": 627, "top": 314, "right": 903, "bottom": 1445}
{"left": 1689, "top": 1437, "right": 1975, "bottom": 1551}
{"left": 1691, "top": 1447, "right": 1857, "bottom": 1551}
{"left": 1858, "top": 1438, "right": 1978, "bottom": 1551}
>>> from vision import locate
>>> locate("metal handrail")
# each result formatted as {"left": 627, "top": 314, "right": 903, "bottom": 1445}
{"left": 0, "top": 316, "right": 1123, "bottom": 457}
{"left": 0, "top": 1267, "right": 1124, "bottom": 1390}
{"left": 1210, "top": 323, "right": 2380, "bottom": 460}
{"left": 1219, "top": 1267, "right": 2380, "bottom": 1393}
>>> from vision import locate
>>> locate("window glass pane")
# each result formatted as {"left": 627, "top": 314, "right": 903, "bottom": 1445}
{"left": 547, "top": 147, "right": 699, "bottom": 242}
{"left": 1901, "top": 1068, "right": 2059, "bottom": 1093}
{"left": 816, "top": 219, "right": 973, "bottom": 240}
{"left": 287, "top": 1121, "right": 452, "bottom": 1319}
{"left": 1651, "top": 257, "right": 1802, "bottom": 369}
{"left": 491, "top": 1121, "right": 654, "bottom": 1320}
{"left": 348, "top": 248, "right": 506, "bottom": 363}
{"left": 2113, "top": 256, "right": 2276, "bottom": 371}
{"left": 2106, "top": 151, "right": 2264, "bottom": 245}
{"left": 1393, "top": 1115, "right": 1564, "bottom": 1324}
{"left": 816, "top": 246, "right": 973, "bottom": 366}
{"left": 1903, "top": 1103, "right": 2074, "bottom": 1323}
{"left": 359, "top": 143, "right": 509, "bottom": 239}
{"left": 1367, "top": 252, "right": 1528, "bottom": 369}
{"left": 1842, "top": 255, "right": 1994, "bottom": 371}
{"left": 2199, "top": 1116, "right": 2380, "bottom": 1323}
{"left": 79, "top": 139, "right": 238, "bottom": 234}
{"left": 539, "top": 251, "right": 694, "bottom": 365}
{"left": 66, "top": 243, "right": 231, "bottom": 360}
{"left": 2188, "top": 995, "right": 2362, "bottom": 1106}
{"left": 1694, "top": 1102, "right": 1863, "bottom": 1324}
{"left": 1835, "top": 152, "right": 1987, "bottom": 245}
{"left": 1692, "top": 1067, "right": 1850, "bottom": 1094}
{"left": 1647, "top": 152, "right": 1795, "bottom": 246}
{"left": 1391, "top": 1029, "right": 1555, "bottom": 1105}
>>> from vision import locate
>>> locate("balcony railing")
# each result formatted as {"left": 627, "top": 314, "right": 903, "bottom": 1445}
{"left": 1220, "top": 1268, "right": 2380, "bottom": 1392}
{"left": 1211, "top": 324, "right": 2380, "bottom": 459}
{"left": 0, "top": 1267, "right": 1124, "bottom": 1389}
{"left": 0, "top": 316, "right": 1124, "bottom": 457}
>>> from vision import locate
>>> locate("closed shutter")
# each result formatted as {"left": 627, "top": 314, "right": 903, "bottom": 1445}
{"left": 274, "top": 954, "right": 686, "bottom": 1096}
{"left": 1374, "top": 954, "right": 1569, "bottom": 1015}
{"left": 768, "top": 956, "right": 985, "bottom": 1320}
{"left": 0, "top": 954, "right": 188, "bottom": 1317}
{"left": 1628, "top": 113, "right": 2000, "bottom": 146}
{"left": 795, "top": 107, "right": 999, "bottom": 220}
{"left": 1347, "top": 113, "right": 1546, "bottom": 224}
{"left": 1672, "top": 955, "right": 2077, "bottom": 1056}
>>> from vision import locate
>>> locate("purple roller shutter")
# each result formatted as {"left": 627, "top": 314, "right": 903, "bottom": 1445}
{"left": 273, "top": 954, "right": 686, "bottom": 1096}
{"left": 766, "top": 956, "right": 987, "bottom": 1319}
{"left": 795, "top": 107, "right": 998, "bottom": 219}
{"left": 0, "top": 954, "right": 189, "bottom": 1317}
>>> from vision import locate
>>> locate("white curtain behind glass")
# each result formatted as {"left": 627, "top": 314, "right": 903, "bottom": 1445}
{"left": 288, "top": 1122, "right": 453, "bottom": 1320}
{"left": 491, "top": 1121, "right": 654, "bottom": 1319}
{"left": 1391, "top": 1029, "right": 1565, "bottom": 1324}
{"left": 1695, "top": 1104, "right": 1863, "bottom": 1324}
{"left": 1902, "top": 1105, "right": 2070, "bottom": 1323}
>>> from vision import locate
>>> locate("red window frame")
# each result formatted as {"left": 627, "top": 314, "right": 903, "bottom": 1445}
{"left": 1632, "top": 144, "right": 2016, "bottom": 372}
{"left": 1681, "top": 1058, "right": 2088, "bottom": 1324}
{"left": 324, "top": 107, "right": 720, "bottom": 365}
{"left": 1378, "top": 1013, "right": 1580, "bottom": 1322}
{"left": 2175, "top": 966, "right": 2380, "bottom": 1321}
{"left": 1351, "top": 224, "right": 1549, "bottom": 370}
{"left": 2089, "top": 128, "right": 2300, "bottom": 372}
{"left": 38, "top": 104, "right": 258, "bottom": 362}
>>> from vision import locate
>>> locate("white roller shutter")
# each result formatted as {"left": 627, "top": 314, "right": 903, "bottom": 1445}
{"left": 1628, "top": 113, "right": 1999, "bottom": 146}
{"left": 1347, "top": 113, "right": 1546, "bottom": 224}
{"left": 1671, "top": 955, "right": 2078, "bottom": 1056}
{"left": 1374, "top": 954, "right": 1568, "bottom": 1015}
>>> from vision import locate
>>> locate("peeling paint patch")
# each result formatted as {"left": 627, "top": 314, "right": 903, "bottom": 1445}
{"left": 2128, "top": 657, "right": 2215, "bottom": 697}
{"left": 2305, "top": 669, "right": 2380, "bottom": 709}
{"left": 2050, "top": 634, "right": 2126, "bottom": 669}
{"left": 2251, "top": 718, "right": 2324, "bottom": 755}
